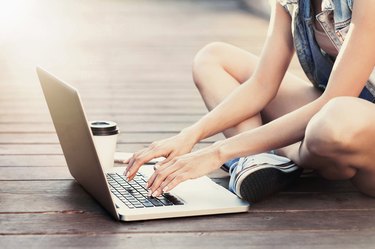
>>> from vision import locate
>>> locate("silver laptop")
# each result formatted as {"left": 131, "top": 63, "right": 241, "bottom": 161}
{"left": 36, "top": 67, "right": 249, "bottom": 221}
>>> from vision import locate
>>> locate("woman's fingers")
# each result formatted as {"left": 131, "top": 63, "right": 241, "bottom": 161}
{"left": 122, "top": 133, "right": 197, "bottom": 182}
{"left": 151, "top": 171, "right": 189, "bottom": 197}
{"left": 147, "top": 159, "right": 176, "bottom": 189}
{"left": 147, "top": 158, "right": 192, "bottom": 197}
{"left": 147, "top": 147, "right": 224, "bottom": 197}
{"left": 125, "top": 148, "right": 167, "bottom": 180}
{"left": 152, "top": 152, "right": 174, "bottom": 169}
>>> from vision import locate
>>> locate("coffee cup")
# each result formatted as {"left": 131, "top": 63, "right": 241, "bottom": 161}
{"left": 90, "top": 121, "right": 119, "bottom": 170}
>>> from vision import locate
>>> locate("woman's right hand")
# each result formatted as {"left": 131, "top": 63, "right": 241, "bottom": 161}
{"left": 124, "top": 128, "right": 199, "bottom": 181}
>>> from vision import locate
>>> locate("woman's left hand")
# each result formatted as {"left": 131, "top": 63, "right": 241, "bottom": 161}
{"left": 147, "top": 141, "right": 225, "bottom": 197}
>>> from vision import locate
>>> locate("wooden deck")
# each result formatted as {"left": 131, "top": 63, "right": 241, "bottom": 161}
{"left": 1, "top": 0, "right": 375, "bottom": 248}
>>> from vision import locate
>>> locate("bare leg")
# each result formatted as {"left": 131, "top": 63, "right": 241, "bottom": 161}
{"left": 193, "top": 42, "right": 261, "bottom": 138}
{"left": 286, "top": 97, "right": 375, "bottom": 197}
{"left": 192, "top": 42, "right": 321, "bottom": 138}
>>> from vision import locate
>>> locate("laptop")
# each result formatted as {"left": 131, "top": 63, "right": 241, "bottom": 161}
{"left": 36, "top": 67, "right": 249, "bottom": 221}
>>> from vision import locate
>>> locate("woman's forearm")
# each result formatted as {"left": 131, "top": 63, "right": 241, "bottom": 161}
{"left": 182, "top": 2, "right": 295, "bottom": 145}
{"left": 184, "top": 77, "right": 278, "bottom": 142}
{"left": 216, "top": 96, "right": 328, "bottom": 163}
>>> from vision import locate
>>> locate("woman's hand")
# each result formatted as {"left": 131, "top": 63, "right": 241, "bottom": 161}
{"left": 146, "top": 141, "right": 225, "bottom": 197}
{"left": 124, "top": 128, "right": 199, "bottom": 181}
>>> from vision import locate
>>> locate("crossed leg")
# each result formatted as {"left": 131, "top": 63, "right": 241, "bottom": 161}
{"left": 292, "top": 97, "right": 375, "bottom": 197}
{"left": 192, "top": 42, "right": 375, "bottom": 197}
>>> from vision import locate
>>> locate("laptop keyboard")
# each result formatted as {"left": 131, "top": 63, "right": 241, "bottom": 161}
{"left": 106, "top": 173, "right": 184, "bottom": 209}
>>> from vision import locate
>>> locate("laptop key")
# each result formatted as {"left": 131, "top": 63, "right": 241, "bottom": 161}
{"left": 140, "top": 202, "right": 153, "bottom": 208}
{"left": 148, "top": 197, "right": 163, "bottom": 207}
{"left": 157, "top": 197, "right": 174, "bottom": 206}
{"left": 164, "top": 193, "right": 184, "bottom": 205}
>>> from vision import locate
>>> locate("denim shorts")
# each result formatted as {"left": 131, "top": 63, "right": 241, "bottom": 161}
{"left": 316, "top": 79, "right": 375, "bottom": 103}
{"left": 279, "top": 0, "right": 375, "bottom": 103}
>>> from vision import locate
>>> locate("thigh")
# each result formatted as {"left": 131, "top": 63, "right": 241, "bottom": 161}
{"left": 193, "top": 42, "right": 261, "bottom": 113}
{"left": 193, "top": 42, "right": 321, "bottom": 122}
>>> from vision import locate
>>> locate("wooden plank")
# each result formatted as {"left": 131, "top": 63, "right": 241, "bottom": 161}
{"left": 0, "top": 132, "right": 223, "bottom": 144}
{"left": 0, "top": 87, "right": 200, "bottom": 93}
{"left": 251, "top": 191, "right": 375, "bottom": 212}
{"left": 0, "top": 155, "right": 66, "bottom": 167}
{"left": 0, "top": 98, "right": 206, "bottom": 109}
{"left": 290, "top": 177, "right": 357, "bottom": 193}
{"left": 1, "top": 231, "right": 374, "bottom": 249}
{"left": 2, "top": 210, "right": 375, "bottom": 234}
{"left": 0, "top": 181, "right": 101, "bottom": 213}
{"left": 0, "top": 167, "right": 73, "bottom": 180}
{"left": 0, "top": 104, "right": 207, "bottom": 112}
{"left": 0, "top": 144, "right": 64, "bottom": 155}
{"left": 0, "top": 80, "right": 196, "bottom": 88}
{"left": 0, "top": 143, "right": 212, "bottom": 155}
{"left": 1, "top": 93, "right": 200, "bottom": 100}
{"left": 0, "top": 113, "right": 203, "bottom": 123}
{"left": 0, "top": 108, "right": 207, "bottom": 115}
{"left": 0, "top": 134, "right": 61, "bottom": 144}
{"left": 0, "top": 123, "right": 197, "bottom": 133}
{"left": 1, "top": 85, "right": 199, "bottom": 92}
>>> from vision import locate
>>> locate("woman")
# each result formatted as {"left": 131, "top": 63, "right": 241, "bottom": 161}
{"left": 124, "top": 0, "right": 375, "bottom": 203}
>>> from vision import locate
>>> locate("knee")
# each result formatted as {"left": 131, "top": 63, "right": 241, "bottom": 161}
{"left": 193, "top": 42, "right": 228, "bottom": 68}
{"left": 304, "top": 97, "right": 362, "bottom": 157}
{"left": 192, "top": 42, "right": 229, "bottom": 89}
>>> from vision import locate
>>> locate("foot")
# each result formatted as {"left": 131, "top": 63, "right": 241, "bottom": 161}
{"left": 228, "top": 153, "right": 302, "bottom": 203}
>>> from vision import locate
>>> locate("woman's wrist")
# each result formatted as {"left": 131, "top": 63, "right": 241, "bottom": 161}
{"left": 179, "top": 125, "right": 203, "bottom": 145}
{"left": 211, "top": 140, "right": 231, "bottom": 165}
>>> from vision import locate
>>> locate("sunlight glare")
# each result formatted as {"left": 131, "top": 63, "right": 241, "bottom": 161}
{"left": 0, "top": 0, "right": 36, "bottom": 38}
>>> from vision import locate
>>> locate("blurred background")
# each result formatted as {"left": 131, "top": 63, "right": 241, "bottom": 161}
{"left": 0, "top": 0, "right": 270, "bottom": 88}
{"left": 0, "top": 0, "right": 274, "bottom": 152}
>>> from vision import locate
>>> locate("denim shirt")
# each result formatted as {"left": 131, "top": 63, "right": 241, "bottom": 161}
{"left": 279, "top": 0, "right": 375, "bottom": 102}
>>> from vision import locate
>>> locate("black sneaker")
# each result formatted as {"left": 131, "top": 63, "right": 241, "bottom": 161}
{"left": 228, "top": 153, "right": 302, "bottom": 203}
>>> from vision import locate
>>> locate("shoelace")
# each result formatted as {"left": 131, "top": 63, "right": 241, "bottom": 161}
{"left": 229, "top": 156, "right": 256, "bottom": 174}
{"left": 230, "top": 153, "right": 291, "bottom": 175}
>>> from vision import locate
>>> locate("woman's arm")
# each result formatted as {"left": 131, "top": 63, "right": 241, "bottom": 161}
{"left": 189, "top": 2, "right": 295, "bottom": 141}
{"left": 125, "top": 2, "right": 295, "bottom": 179}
